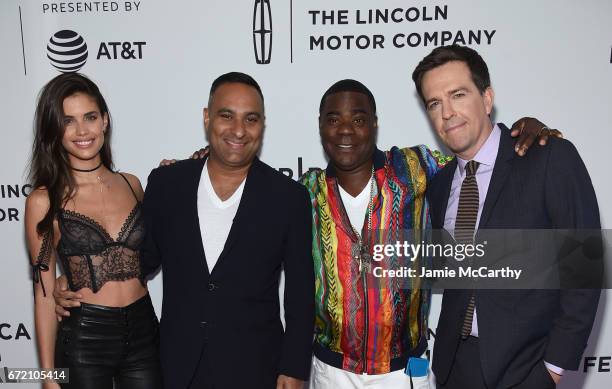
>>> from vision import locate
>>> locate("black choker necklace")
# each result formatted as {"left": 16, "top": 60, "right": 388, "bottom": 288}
{"left": 71, "top": 162, "right": 103, "bottom": 173}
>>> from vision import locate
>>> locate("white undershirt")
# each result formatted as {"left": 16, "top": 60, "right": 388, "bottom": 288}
{"left": 338, "top": 180, "right": 371, "bottom": 233}
{"left": 197, "top": 160, "right": 246, "bottom": 272}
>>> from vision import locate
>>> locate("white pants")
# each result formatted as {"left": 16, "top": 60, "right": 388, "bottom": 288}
{"left": 309, "top": 356, "right": 432, "bottom": 389}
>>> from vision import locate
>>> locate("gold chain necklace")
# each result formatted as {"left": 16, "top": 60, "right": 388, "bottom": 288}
{"left": 348, "top": 167, "right": 376, "bottom": 273}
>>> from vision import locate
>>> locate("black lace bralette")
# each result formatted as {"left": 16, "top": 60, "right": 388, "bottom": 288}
{"left": 32, "top": 173, "right": 144, "bottom": 295}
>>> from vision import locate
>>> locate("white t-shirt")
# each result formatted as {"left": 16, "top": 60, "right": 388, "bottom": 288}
{"left": 338, "top": 180, "right": 371, "bottom": 233}
{"left": 197, "top": 160, "right": 246, "bottom": 272}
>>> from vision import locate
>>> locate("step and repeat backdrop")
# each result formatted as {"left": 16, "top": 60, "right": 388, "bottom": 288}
{"left": 1, "top": 0, "right": 611, "bottom": 387}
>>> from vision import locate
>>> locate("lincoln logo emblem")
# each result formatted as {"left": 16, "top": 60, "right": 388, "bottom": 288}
{"left": 253, "top": 0, "right": 272, "bottom": 64}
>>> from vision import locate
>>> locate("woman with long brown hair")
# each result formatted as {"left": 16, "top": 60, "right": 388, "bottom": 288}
{"left": 25, "top": 73, "right": 162, "bottom": 389}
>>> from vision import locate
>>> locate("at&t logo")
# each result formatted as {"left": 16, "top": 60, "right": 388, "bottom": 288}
{"left": 47, "top": 30, "right": 147, "bottom": 72}
{"left": 47, "top": 30, "right": 88, "bottom": 73}
{"left": 97, "top": 42, "right": 146, "bottom": 60}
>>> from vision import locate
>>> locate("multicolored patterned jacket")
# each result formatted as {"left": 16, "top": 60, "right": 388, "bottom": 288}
{"left": 299, "top": 146, "right": 450, "bottom": 374}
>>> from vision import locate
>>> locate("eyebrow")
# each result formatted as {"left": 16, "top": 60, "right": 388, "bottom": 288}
{"left": 216, "top": 108, "right": 262, "bottom": 117}
{"left": 325, "top": 108, "right": 369, "bottom": 116}
{"left": 63, "top": 111, "right": 99, "bottom": 118}
{"left": 425, "top": 87, "right": 468, "bottom": 106}
{"left": 449, "top": 87, "right": 468, "bottom": 95}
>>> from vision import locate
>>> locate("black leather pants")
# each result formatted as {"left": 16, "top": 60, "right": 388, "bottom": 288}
{"left": 55, "top": 294, "right": 163, "bottom": 389}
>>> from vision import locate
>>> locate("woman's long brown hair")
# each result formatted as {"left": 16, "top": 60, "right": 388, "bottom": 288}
{"left": 27, "top": 73, "right": 114, "bottom": 238}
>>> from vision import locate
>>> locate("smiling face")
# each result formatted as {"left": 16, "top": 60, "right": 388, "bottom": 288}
{"left": 319, "top": 91, "right": 377, "bottom": 172}
{"left": 204, "top": 82, "right": 264, "bottom": 170}
{"left": 61, "top": 92, "right": 108, "bottom": 167}
{"left": 421, "top": 61, "right": 494, "bottom": 160}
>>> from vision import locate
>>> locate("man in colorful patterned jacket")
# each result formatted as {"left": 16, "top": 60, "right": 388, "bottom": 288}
{"left": 301, "top": 79, "right": 553, "bottom": 388}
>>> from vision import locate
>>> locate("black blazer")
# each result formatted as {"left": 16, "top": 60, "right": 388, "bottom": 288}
{"left": 141, "top": 157, "right": 315, "bottom": 389}
{"left": 428, "top": 125, "right": 601, "bottom": 388}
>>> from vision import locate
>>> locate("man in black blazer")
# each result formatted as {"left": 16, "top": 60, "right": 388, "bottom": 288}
{"left": 412, "top": 45, "right": 601, "bottom": 388}
{"left": 141, "top": 72, "right": 315, "bottom": 389}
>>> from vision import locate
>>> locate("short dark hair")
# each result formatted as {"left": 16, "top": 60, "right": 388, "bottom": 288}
{"left": 319, "top": 79, "right": 377, "bottom": 115}
{"left": 208, "top": 72, "right": 264, "bottom": 107}
{"left": 412, "top": 45, "right": 491, "bottom": 104}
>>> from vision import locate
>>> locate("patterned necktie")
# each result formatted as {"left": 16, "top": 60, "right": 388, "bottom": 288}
{"left": 455, "top": 160, "right": 480, "bottom": 338}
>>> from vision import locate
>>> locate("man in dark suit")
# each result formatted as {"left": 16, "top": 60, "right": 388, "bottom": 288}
{"left": 411, "top": 45, "right": 601, "bottom": 388}
{"left": 140, "top": 72, "right": 314, "bottom": 389}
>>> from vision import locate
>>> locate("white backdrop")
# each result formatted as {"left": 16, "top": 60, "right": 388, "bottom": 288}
{"left": 1, "top": 0, "right": 611, "bottom": 387}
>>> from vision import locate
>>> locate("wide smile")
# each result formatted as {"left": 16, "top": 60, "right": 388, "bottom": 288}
{"left": 72, "top": 139, "right": 95, "bottom": 149}
{"left": 336, "top": 144, "right": 355, "bottom": 150}
{"left": 225, "top": 139, "right": 247, "bottom": 149}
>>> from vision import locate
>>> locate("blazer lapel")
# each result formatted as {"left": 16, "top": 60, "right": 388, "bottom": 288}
{"left": 478, "top": 124, "right": 515, "bottom": 228}
{"left": 431, "top": 158, "right": 457, "bottom": 229}
{"left": 211, "top": 157, "right": 263, "bottom": 274}
{"left": 187, "top": 157, "right": 210, "bottom": 277}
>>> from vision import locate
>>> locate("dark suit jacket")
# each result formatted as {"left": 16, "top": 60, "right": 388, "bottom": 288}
{"left": 141, "top": 156, "right": 315, "bottom": 389}
{"left": 428, "top": 125, "right": 601, "bottom": 388}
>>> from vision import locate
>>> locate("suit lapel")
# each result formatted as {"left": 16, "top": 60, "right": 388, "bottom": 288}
{"left": 438, "top": 159, "right": 456, "bottom": 228}
{"left": 479, "top": 124, "right": 515, "bottom": 228}
{"left": 431, "top": 158, "right": 457, "bottom": 229}
{"left": 186, "top": 157, "right": 210, "bottom": 277}
{"left": 211, "top": 158, "right": 263, "bottom": 275}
